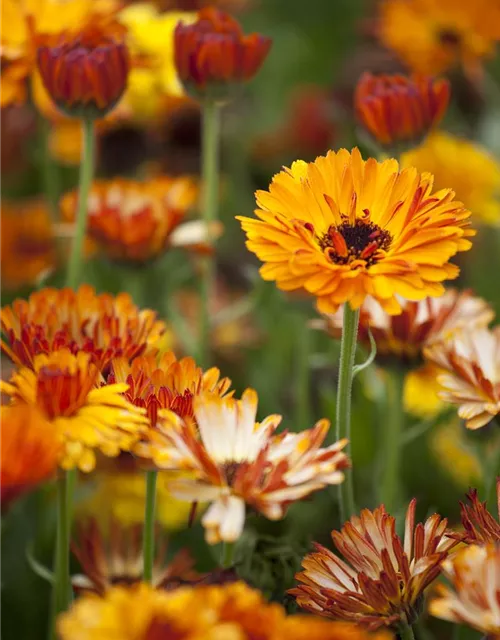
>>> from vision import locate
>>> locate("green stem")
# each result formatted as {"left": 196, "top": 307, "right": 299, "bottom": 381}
{"left": 399, "top": 624, "right": 416, "bottom": 640}
{"left": 143, "top": 471, "right": 158, "bottom": 583}
{"left": 380, "top": 368, "right": 405, "bottom": 513}
{"left": 295, "top": 315, "right": 311, "bottom": 428}
{"left": 66, "top": 118, "right": 95, "bottom": 289}
{"left": 52, "top": 472, "right": 71, "bottom": 637}
{"left": 335, "top": 304, "right": 360, "bottom": 523}
{"left": 221, "top": 542, "right": 235, "bottom": 568}
{"left": 199, "top": 99, "right": 220, "bottom": 368}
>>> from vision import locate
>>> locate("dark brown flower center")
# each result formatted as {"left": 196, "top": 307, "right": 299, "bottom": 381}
{"left": 319, "top": 219, "right": 392, "bottom": 266}
{"left": 222, "top": 461, "right": 241, "bottom": 485}
{"left": 438, "top": 29, "right": 461, "bottom": 47}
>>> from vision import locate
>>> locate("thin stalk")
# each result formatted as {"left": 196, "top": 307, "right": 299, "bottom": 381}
{"left": 66, "top": 118, "right": 95, "bottom": 289}
{"left": 295, "top": 315, "right": 311, "bottom": 428}
{"left": 199, "top": 99, "right": 220, "bottom": 368}
{"left": 380, "top": 368, "right": 405, "bottom": 513}
{"left": 399, "top": 624, "right": 416, "bottom": 640}
{"left": 221, "top": 542, "right": 235, "bottom": 568}
{"left": 143, "top": 471, "right": 158, "bottom": 583}
{"left": 335, "top": 304, "right": 360, "bottom": 522}
{"left": 52, "top": 472, "right": 71, "bottom": 637}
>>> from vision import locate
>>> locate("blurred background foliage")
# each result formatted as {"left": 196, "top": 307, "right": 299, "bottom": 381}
{"left": 2, "top": 0, "right": 500, "bottom": 638}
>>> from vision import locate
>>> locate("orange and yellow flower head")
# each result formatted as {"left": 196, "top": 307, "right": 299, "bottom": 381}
{"left": 454, "top": 483, "right": 500, "bottom": 545}
{"left": 290, "top": 499, "right": 457, "bottom": 630}
{"left": 238, "top": 148, "right": 474, "bottom": 315}
{"left": 139, "top": 389, "right": 349, "bottom": 544}
{"left": 1, "top": 404, "right": 61, "bottom": 509}
{"left": 355, "top": 73, "right": 450, "bottom": 152}
{"left": 429, "top": 544, "right": 500, "bottom": 637}
{"left": 1, "top": 285, "right": 166, "bottom": 372}
{"left": 60, "top": 177, "right": 208, "bottom": 265}
{"left": 174, "top": 7, "right": 272, "bottom": 100}
{"left": 424, "top": 325, "right": 500, "bottom": 429}
{"left": 36, "top": 21, "right": 129, "bottom": 118}
{"left": 0, "top": 350, "right": 148, "bottom": 472}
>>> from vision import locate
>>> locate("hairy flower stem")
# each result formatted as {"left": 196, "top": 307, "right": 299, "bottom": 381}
{"left": 52, "top": 471, "right": 71, "bottom": 637}
{"left": 199, "top": 99, "right": 220, "bottom": 367}
{"left": 336, "top": 304, "right": 360, "bottom": 522}
{"left": 399, "top": 623, "right": 416, "bottom": 640}
{"left": 221, "top": 541, "right": 235, "bottom": 568}
{"left": 66, "top": 118, "right": 95, "bottom": 289}
{"left": 143, "top": 471, "right": 158, "bottom": 583}
{"left": 380, "top": 368, "right": 405, "bottom": 513}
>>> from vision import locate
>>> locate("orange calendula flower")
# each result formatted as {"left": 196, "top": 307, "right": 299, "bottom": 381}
{"left": 1, "top": 285, "right": 166, "bottom": 372}
{"left": 454, "top": 483, "right": 500, "bottom": 545}
{"left": 59, "top": 177, "right": 216, "bottom": 264}
{"left": 379, "top": 0, "right": 500, "bottom": 77}
{"left": 0, "top": 350, "right": 148, "bottom": 472}
{"left": 237, "top": 148, "right": 473, "bottom": 316}
{"left": 1, "top": 404, "right": 61, "bottom": 509}
{"left": 71, "top": 518, "right": 197, "bottom": 594}
{"left": 429, "top": 544, "right": 500, "bottom": 638}
{"left": 282, "top": 617, "right": 392, "bottom": 640}
{"left": 140, "top": 389, "right": 349, "bottom": 544}
{"left": 290, "top": 499, "right": 457, "bottom": 630}
{"left": 355, "top": 73, "right": 450, "bottom": 151}
{"left": 36, "top": 21, "right": 129, "bottom": 118}
{"left": 1, "top": 199, "right": 57, "bottom": 291}
{"left": 174, "top": 7, "right": 272, "bottom": 99}
{"left": 424, "top": 326, "right": 500, "bottom": 429}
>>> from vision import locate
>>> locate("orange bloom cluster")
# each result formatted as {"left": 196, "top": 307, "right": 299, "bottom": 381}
{"left": 36, "top": 22, "right": 129, "bottom": 118}
{"left": 355, "top": 73, "right": 450, "bottom": 150}
{"left": 291, "top": 500, "right": 457, "bottom": 630}
{"left": 174, "top": 7, "right": 271, "bottom": 97}
{"left": 455, "top": 483, "right": 500, "bottom": 545}
{"left": 1, "top": 285, "right": 166, "bottom": 372}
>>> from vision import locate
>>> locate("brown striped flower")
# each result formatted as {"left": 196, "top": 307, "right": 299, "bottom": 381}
{"left": 174, "top": 7, "right": 271, "bottom": 99}
{"left": 429, "top": 544, "right": 500, "bottom": 638}
{"left": 71, "top": 519, "right": 197, "bottom": 594}
{"left": 290, "top": 500, "right": 457, "bottom": 630}
{"left": 1, "top": 285, "right": 166, "bottom": 373}
{"left": 454, "top": 482, "right": 500, "bottom": 545}
{"left": 355, "top": 73, "right": 450, "bottom": 151}
{"left": 36, "top": 22, "right": 129, "bottom": 118}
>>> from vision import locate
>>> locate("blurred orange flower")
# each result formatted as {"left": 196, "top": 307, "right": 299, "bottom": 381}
{"left": 454, "top": 483, "right": 500, "bottom": 545}
{"left": 1, "top": 199, "right": 57, "bottom": 291}
{"left": 379, "top": 0, "right": 500, "bottom": 77}
{"left": 174, "top": 7, "right": 271, "bottom": 98}
{"left": 1, "top": 285, "right": 166, "bottom": 372}
{"left": 1, "top": 403, "right": 61, "bottom": 509}
{"left": 355, "top": 73, "right": 449, "bottom": 151}
{"left": 290, "top": 499, "right": 457, "bottom": 630}
{"left": 238, "top": 148, "right": 474, "bottom": 315}
{"left": 60, "top": 177, "right": 212, "bottom": 264}
{"left": 0, "top": 350, "right": 148, "bottom": 471}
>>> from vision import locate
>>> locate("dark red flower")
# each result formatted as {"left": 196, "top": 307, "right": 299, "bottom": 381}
{"left": 174, "top": 8, "right": 271, "bottom": 99}
{"left": 354, "top": 73, "right": 450, "bottom": 150}
{"left": 36, "top": 23, "right": 129, "bottom": 119}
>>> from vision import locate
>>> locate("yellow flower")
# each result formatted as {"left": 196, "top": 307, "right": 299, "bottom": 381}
{"left": 238, "top": 148, "right": 473, "bottom": 315}
{"left": 429, "top": 544, "right": 500, "bottom": 638}
{"left": 0, "top": 350, "right": 148, "bottom": 472}
{"left": 1, "top": 199, "right": 57, "bottom": 291}
{"left": 379, "top": 0, "right": 500, "bottom": 77}
{"left": 430, "top": 421, "right": 482, "bottom": 488}
{"left": 403, "top": 364, "right": 444, "bottom": 418}
{"left": 402, "top": 132, "right": 500, "bottom": 226}
{"left": 140, "top": 389, "right": 349, "bottom": 544}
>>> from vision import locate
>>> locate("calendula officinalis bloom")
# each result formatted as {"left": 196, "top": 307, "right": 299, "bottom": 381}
{"left": 429, "top": 544, "right": 500, "bottom": 639}
{"left": 71, "top": 518, "right": 197, "bottom": 595}
{"left": 355, "top": 73, "right": 450, "bottom": 151}
{"left": 238, "top": 148, "right": 473, "bottom": 315}
{"left": 140, "top": 389, "right": 349, "bottom": 544}
{"left": 290, "top": 499, "right": 457, "bottom": 630}
{"left": 174, "top": 7, "right": 272, "bottom": 99}
{"left": 0, "top": 350, "right": 148, "bottom": 472}
{"left": 59, "top": 177, "right": 220, "bottom": 265}
{"left": 424, "top": 325, "right": 500, "bottom": 429}
{"left": 36, "top": 20, "right": 129, "bottom": 119}
{"left": 430, "top": 421, "right": 482, "bottom": 488}
{"left": 1, "top": 200, "right": 57, "bottom": 291}
{"left": 453, "top": 482, "right": 500, "bottom": 545}
{"left": 402, "top": 132, "right": 500, "bottom": 226}
{"left": 379, "top": 0, "right": 500, "bottom": 77}
{"left": 0, "top": 404, "right": 62, "bottom": 509}
{"left": 0, "top": 285, "right": 166, "bottom": 372}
